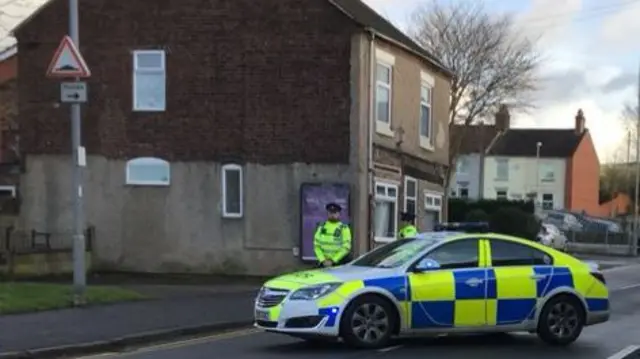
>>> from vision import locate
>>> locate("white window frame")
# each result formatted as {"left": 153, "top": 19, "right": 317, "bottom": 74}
{"left": 540, "top": 163, "right": 555, "bottom": 182}
{"left": 374, "top": 181, "right": 398, "bottom": 243}
{"left": 496, "top": 189, "right": 508, "bottom": 200}
{"left": 420, "top": 71, "right": 435, "bottom": 150}
{"left": 424, "top": 190, "right": 443, "bottom": 226}
{"left": 458, "top": 186, "right": 469, "bottom": 199}
{"left": 375, "top": 48, "right": 394, "bottom": 137}
{"left": 456, "top": 156, "right": 469, "bottom": 175}
{"left": 125, "top": 157, "right": 171, "bottom": 186}
{"left": 221, "top": 164, "right": 243, "bottom": 218}
{"left": 542, "top": 193, "right": 554, "bottom": 210}
{"left": 404, "top": 176, "right": 417, "bottom": 212}
{"left": 133, "top": 50, "right": 166, "bottom": 112}
{"left": 495, "top": 158, "right": 509, "bottom": 181}
{"left": 0, "top": 185, "right": 16, "bottom": 197}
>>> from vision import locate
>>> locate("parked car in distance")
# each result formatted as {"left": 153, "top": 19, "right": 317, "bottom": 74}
{"left": 542, "top": 211, "right": 583, "bottom": 233}
{"left": 538, "top": 223, "right": 568, "bottom": 252}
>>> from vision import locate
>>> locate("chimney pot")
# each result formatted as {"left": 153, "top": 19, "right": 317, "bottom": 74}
{"left": 575, "top": 109, "right": 585, "bottom": 134}
{"left": 495, "top": 104, "right": 510, "bottom": 131}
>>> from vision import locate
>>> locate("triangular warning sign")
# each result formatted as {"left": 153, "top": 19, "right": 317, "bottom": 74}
{"left": 46, "top": 35, "right": 91, "bottom": 78}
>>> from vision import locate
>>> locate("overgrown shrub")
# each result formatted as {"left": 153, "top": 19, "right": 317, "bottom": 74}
{"left": 489, "top": 207, "right": 540, "bottom": 240}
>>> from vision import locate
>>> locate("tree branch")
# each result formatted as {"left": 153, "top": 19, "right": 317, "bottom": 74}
{"left": 408, "top": 0, "right": 542, "bottom": 195}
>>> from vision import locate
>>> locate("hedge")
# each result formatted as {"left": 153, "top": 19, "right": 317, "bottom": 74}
{"left": 448, "top": 198, "right": 534, "bottom": 222}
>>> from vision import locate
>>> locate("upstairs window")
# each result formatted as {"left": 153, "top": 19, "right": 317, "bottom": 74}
{"left": 133, "top": 50, "right": 166, "bottom": 111}
{"left": 495, "top": 158, "right": 509, "bottom": 180}
{"left": 222, "top": 164, "right": 243, "bottom": 218}
{"left": 376, "top": 63, "right": 392, "bottom": 126}
{"left": 126, "top": 157, "right": 170, "bottom": 186}
{"left": 420, "top": 83, "right": 432, "bottom": 144}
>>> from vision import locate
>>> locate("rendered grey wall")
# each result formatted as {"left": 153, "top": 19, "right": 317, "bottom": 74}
{"left": 18, "top": 155, "right": 353, "bottom": 275}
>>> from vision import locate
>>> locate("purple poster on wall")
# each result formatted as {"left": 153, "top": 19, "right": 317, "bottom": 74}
{"left": 300, "top": 183, "right": 351, "bottom": 261}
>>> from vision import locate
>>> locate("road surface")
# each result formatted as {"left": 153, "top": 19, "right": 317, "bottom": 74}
{"left": 79, "top": 264, "right": 640, "bottom": 359}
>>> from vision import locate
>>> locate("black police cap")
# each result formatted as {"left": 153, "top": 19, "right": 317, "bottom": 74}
{"left": 400, "top": 211, "right": 416, "bottom": 221}
{"left": 326, "top": 202, "right": 342, "bottom": 212}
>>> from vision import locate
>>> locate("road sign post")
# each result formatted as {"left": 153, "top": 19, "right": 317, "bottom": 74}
{"left": 46, "top": 0, "right": 91, "bottom": 305}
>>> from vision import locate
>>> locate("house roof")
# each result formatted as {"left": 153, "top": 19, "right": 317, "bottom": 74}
{"left": 9, "top": 0, "right": 452, "bottom": 78}
{"left": 452, "top": 124, "right": 500, "bottom": 155}
{"left": 487, "top": 129, "right": 586, "bottom": 158}
{"left": 329, "top": 0, "right": 452, "bottom": 77}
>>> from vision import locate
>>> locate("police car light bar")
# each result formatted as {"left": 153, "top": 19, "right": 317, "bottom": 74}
{"left": 434, "top": 222, "right": 490, "bottom": 233}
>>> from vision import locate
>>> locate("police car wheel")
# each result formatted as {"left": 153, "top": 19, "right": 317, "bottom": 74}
{"left": 340, "top": 295, "right": 395, "bottom": 349}
{"left": 537, "top": 295, "right": 585, "bottom": 346}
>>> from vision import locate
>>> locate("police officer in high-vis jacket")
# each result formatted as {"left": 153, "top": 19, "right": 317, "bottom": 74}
{"left": 314, "top": 203, "right": 352, "bottom": 268}
{"left": 398, "top": 211, "right": 418, "bottom": 239}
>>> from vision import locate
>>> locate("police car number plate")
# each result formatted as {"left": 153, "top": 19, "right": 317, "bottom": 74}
{"left": 255, "top": 309, "right": 270, "bottom": 321}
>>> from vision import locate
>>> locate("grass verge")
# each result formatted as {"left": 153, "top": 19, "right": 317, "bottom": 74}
{"left": 0, "top": 282, "right": 147, "bottom": 315}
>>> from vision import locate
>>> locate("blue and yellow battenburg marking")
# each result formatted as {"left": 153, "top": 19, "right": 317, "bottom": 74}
{"left": 312, "top": 264, "right": 609, "bottom": 329}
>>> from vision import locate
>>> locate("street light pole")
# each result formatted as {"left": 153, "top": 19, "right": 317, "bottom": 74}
{"left": 69, "top": 0, "right": 86, "bottom": 304}
{"left": 536, "top": 142, "right": 542, "bottom": 210}
{"left": 633, "top": 62, "right": 640, "bottom": 256}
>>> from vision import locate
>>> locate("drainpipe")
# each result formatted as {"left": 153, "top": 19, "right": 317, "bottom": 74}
{"left": 366, "top": 28, "right": 376, "bottom": 250}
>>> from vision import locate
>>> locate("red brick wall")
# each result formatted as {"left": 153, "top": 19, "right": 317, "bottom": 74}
{"left": 567, "top": 131, "right": 600, "bottom": 214}
{"left": 0, "top": 54, "right": 17, "bottom": 163}
{"left": 15, "top": 0, "right": 356, "bottom": 164}
{"left": 0, "top": 54, "right": 16, "bottom": 84}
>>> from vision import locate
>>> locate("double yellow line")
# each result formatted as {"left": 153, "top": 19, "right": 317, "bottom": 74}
{"left": 77, "top": 328, "right": 260, "bottom": 358}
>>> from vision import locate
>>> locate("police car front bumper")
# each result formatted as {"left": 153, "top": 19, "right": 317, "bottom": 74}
{"left": 254, "top": 296, "right": 342, "bottom": 337}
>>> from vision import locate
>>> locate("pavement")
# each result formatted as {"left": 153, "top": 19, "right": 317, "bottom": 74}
{"left": 0, "top": 256, "right": 638, "bottom": 359}
{"left": 72, "top": 261, "right": 640, "bottom": 359}
{"left": 0, "top": 282, "right": 260, "bottom": 358}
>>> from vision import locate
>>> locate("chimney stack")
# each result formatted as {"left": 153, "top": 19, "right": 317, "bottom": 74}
{"left": 575, "top": 109, "right": 585, "bottom": 134}
{"left": 495, "top": 104, "right": 510, "bottom": 131}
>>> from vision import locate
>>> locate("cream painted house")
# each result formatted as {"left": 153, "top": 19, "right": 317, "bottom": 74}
{"left": 483, "top": 156, "right": 566, "bottom": 210}
{"left": 482, "top": 110, "right": 599, "bottom": 213}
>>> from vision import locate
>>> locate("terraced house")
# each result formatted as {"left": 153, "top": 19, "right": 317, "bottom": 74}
{"left": 12, "top": 0, "right": 451, "bottom": 275}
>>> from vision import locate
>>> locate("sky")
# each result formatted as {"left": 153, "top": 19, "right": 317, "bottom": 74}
{"left": 363, "top": 0, "right": 640, "bottom": 163}
{"left": 0, "top": 0, "right": 639, "bottom": 162}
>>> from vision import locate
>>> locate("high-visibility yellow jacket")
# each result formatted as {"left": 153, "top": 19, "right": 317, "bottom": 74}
{"left": 313, "top": 221, "right": 352, "bottom": 263}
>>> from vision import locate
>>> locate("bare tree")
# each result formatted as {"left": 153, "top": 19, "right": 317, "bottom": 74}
{"left": 407, "top": 0, "right": 542, "bottom": 214}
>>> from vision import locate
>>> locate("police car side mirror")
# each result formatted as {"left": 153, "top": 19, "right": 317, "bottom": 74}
{"left": 412, "top": 258, "right": 441, "bottom": 273}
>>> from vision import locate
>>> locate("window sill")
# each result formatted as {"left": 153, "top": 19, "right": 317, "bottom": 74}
{"left": 494, "top": 178, "right": 509, "bottom": 182}
{"left": 222, "top": 212, "right": 243, "bottom": 219}
{"left": 125, "top": 181, "right": 170, "bottom": 187}
{"left": 133, "top": 107, "right": 166, "bottom": 112}
{"left": 374, "top": 236, "right": 396, "bottom": 243}
{"left": 420, "top": 137, "right": 434, "bottom": 151}
{"left": 375, "top": 123, "right": 394, "bottom": 138}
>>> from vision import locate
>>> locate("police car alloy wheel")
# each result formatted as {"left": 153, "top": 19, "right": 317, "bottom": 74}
{"left": 537, "top": 295, "right": 585, "bottom": 346}
{"left": 340, "top": 295, "right": 395, "bottom": 349}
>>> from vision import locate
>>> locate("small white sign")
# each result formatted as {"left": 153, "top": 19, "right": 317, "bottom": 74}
{"left": 61, "top": 82, "right": 87, "bottom": 103}
{"left": 78, "top": 146, "right": 86, "bottom": 167}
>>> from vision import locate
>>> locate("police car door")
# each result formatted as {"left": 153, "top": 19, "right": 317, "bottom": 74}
{"left": 407, "top": 238, "right": 489, "bottom": 330}
{"left": 485, "top": 238, "right": 553, "bottom": 326}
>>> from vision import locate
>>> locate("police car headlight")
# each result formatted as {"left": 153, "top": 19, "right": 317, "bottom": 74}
{"left": 290, "top": 283, "right": 342, "bottom": 301}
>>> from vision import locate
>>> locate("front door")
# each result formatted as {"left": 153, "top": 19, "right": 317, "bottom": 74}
{"left": 408, "top": 238, "right": 489, "bottom": 329}
{"left": 486, "top": 238, "right": 553, "bottom": 325}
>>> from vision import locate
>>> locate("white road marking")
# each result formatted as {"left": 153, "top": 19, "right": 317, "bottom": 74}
{"left": 377, "top": 344, "right": 403, "bottom": 353}
{"left": 612, "top": 283, "right": 640, "bottom": 292}
{"left": 606, "top": 345, "right": 640, "bottom": 359}
{"left": 602, "top": 264, "right": 640, "bottom": 273}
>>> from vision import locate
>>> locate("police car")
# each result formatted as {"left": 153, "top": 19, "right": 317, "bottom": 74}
{"left": 254, "top": 224, "right": 609, "bottom": 349}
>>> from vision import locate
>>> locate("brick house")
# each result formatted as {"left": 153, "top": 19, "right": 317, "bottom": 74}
{"left": 483, "top": 109, "right": 600, "bottom": 214}
{"left": 0, "top": 44, "right": 19, "bottom": 201}
{"left": 12, "top": 0, "right": 452, "bottom": 275}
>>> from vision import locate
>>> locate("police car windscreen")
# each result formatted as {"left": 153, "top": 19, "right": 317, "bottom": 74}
{"left": 352, "top": 234, "right": 449, "bottom": 268}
